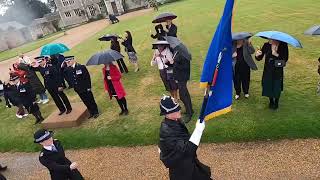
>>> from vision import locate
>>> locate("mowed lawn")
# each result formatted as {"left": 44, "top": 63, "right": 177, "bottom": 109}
{"left": 0, "top": 0, "right": 319, "bottom": 152}
{"left": 0, "top": 32, "right": 64, "bottom": 62}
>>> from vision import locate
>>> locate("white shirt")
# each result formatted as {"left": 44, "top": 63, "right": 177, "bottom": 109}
{"left": 18, "top": 56, "right": 31, "bottom": 65}
{"left": 151, "top": 48, "right": 174, "bottom": 70}
{"left": 43, "top": 144, "right": 57, "bottom": 152}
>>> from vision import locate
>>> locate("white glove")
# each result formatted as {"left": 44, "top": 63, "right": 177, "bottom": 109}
{"left": 70, "top": 162, "right": 78, "bottom": 170}
{"left": 189, "top": 120, "right": 205, "bottom": 146}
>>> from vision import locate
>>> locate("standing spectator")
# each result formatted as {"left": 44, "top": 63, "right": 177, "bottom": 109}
{"left": 255, "top": 39, "right": 289, "bottom": 110}
{"left": 65, "top": 56, "right": 100, "bottom": 119}
{"left": 11, "top": 75, "right": 44, "bottom": 124}
{"left": 165, "top": 19, "right": 177, "bottom": 37}
{"left": 111, "top": 37, "right": 129, "bottom": 73}
{"left": 32, "top": 56, "right": 72, "bottom": 115}
{"left": 11, "top": 63, "right": 28, "bottom": 84}
{"left": 158, "top": 95, "right": 212, "bottom": 180}
{"left": 18, "top": 53, "right": 31, "bottom": 65}
{"left": 0, "top": 80, "right": 3, "bottom": 103}
{"left": 151, "top": 24, "right": 166, "bottom": 40}
{"left": 151, "top": 41, "right": 178, "bottom": 100}
{"left": 34, "top": 129, "right": 84, "bottom": 180}
{"left": 8, "top": 74, "right": 26, "bottom": 118}
{"left": 232, "top": 39, "right": 258, "bottom": 100}
{"left": 121, "top": 31, "right": 140, "bottom": 72}
{"left": 18, "top": 63, "right": 49, "bottom": 104}
{"left": 173, "top": 49, "right": 194, "bottom": 123}
{"left": 102, "top": 63, "right": 129, "bottom": 115}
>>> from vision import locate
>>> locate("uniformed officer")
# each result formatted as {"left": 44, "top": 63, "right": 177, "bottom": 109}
{"left": 32, "top": 56, "right": 72, "bottom": 115}
{"left": 10, "top": 74, "right": 44, "bottom": 124}
{"left": 34, "top": 129, "right": 84, "bottom": 180}
{"left": 65, "top": 56, "right": 99, "bottom": 119}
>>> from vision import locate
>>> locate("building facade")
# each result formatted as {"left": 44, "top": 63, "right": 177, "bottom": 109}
{"left": 54, "top": 0, "right": 146, "bottom": 27}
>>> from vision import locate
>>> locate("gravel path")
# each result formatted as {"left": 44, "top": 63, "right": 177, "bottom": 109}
{"left": 0, "top": 8, "right": 152, "bottom": 81}
{"left": 1, "top": 139, "right": 319, "bottom": 180}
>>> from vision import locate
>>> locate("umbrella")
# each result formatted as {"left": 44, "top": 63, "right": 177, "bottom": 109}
{"left": 86, "top": 50, "right": 124, "bottom": 66}
{"left": 164, "top": 36, "right": 192, "bottom": 61}
{"left": 98, "top": 34, "right": 120, "bottom": 41}
{"left": 232, "top": 32, "right": 252, "bottom": 41}
{"left": 304, "top": 25, "right": 320, "bottom": 36}
{"left": 152, "top": 12, "right": 177, "bottom": 23}
{"left": 40, "top": 43, "right": 70, "bottom": 56}
{"left": 255, "top": 31, "right": 303, "bottom": 48}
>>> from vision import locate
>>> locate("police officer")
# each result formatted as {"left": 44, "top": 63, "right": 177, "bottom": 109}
{"left": 159, "top": 95, "right": 212, "bottom": 180}
{"left": 34, "top": 129, "right": 84, "bottom": 180}
{"left": 10, "top": 74, "right": 44, "bottom": 124}
{"left": 65, "top": 56, "right": 99, "bottom": 119}
{"left": 32, "top": 56, "right": 72, "bottom": 115}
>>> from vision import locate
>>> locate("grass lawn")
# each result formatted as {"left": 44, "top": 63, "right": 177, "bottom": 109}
{"left": 0, "top": 0, "right": 319, "bottom": 152}
{"left": 0, "top": 32, "right": 64, "bottom": 62}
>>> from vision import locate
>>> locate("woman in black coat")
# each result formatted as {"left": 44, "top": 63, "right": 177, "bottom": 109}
{"left": 255, "top": 39, "right": 288, "bottom": 109}
{"left": 121, "top": 31, "right": 139, "bottom": 72}
{"left": 111, "top": 38, "right": 129, "bottom": 73}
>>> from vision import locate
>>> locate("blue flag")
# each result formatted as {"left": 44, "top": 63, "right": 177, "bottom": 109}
{"left": 200, "top": 0, "right": 234, "bottom": 121}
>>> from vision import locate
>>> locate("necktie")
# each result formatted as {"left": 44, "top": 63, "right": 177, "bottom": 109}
{"left": 51, "top": 145, "right": 58, "bottom": 152}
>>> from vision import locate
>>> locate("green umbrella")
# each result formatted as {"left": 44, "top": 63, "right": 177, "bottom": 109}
{"left": 40, "top": 43, "right": 70, "bottom": 56}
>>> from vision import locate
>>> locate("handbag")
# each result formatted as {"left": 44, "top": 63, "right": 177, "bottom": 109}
{"left": 274, "top": 60, "right": 286, "bottom": 68}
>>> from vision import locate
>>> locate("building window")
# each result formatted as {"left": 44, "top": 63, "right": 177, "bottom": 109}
{"left": 88, "top": 5, "right": 96, "bottom": 16}
{"left": 62, "top": 0, "right": 69, "bottom": 6}
{"left": 74, "top": 9, "right": 82, "bottom": 16}
{"left": 69, "top": 0, "right": 75, "bottom": 4}
{"left": 65, "top": 11, "right": 72, "bottom": 17}
{"left": 98, "top": 1, "right": 106, "bottom": 11}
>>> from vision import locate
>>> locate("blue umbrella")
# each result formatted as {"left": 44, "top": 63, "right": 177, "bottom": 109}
{"left": 255, "top": 31, "right": 302, "bottom": 48}
{"left": 232, "top": 32, "right": 252, "bottom": 41}
{"left": 40, "top": 43, "right": 70, "bottom": 56}
{"left": 304, "top": 25, "right": 320, "bottom": 36}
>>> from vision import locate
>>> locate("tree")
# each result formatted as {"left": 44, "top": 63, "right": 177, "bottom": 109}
{"left": 1, "top": 0, "right": 51, "bottom": 24}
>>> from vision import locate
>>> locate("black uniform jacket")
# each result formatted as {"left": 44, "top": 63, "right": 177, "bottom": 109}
{"left": 159, "top": 119, "right": 212, "bottom": 180}
{"left": 39, "top": 140, "right": 83, "bottom": 180}
{"left": 173, "top": 51, "right": 190, "bottom": 82}
{"left": 67, "top": 63, "right": 92, "bottom": 94}
{"left": 33, "top": 64, "right": 64, "bottom": 90}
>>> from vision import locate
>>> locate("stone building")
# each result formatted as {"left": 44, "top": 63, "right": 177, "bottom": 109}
{"left": 54, "top": 0, "right": 146, "bottom": 27}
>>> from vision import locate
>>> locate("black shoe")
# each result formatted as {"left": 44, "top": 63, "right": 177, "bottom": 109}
{"left": 0, "top": 165, "right": 7, "bottom": 171}
{"left": 66, "top": 109, "right": 72, "bottom": 114}
{"left": 34, "top": 119, "right": 41, "bottom": 125}
{"left": 88, "top": 114, "right": 94, "bottom": 119}
{"left": 58, "top": 111, "right": 66, "bottom": 115}
{"left": 93, "top": 113, "right": 100, "bottom": 119}
{"left": 269, "top": 102, "right": 274, "bottom": 109}
{"left": 119, "top": 111, "right": 125, "bottom": 116}
{"left": 273, "top": 103, "right": 279, "bottom": 110}
{"left": 124, "top": 110, "right": 129, "bottom": 115}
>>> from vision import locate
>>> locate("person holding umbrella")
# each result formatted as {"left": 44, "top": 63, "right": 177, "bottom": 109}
{"left": 31, "top": 56, "right": 72, "bottom": 115}
{"left": 255, "top": 40, "right": 288, "bottom": 109}
{"left": 111, "top": 37, "right": 129, "bottom": 74}
{"left": 158, "top": 95, "right": 212, "bottom": 180}
{"left": 151, "top": 41, "right": 178, "bottom": 100}
{"left": 254, "top": 31, "right": 302, "bottom": 109}
{"left": 152, "top": 12, "right": 178, "bottom": 37}
{"left": 232, "top": 33, "right": 258, "bottom": 100}
{"left": 102, "top": 62, "right": 129, "bottom": 115}
{"left": 65, "top": 56, "right": 100, "bottom": 119}
{"left": 34, "top": 129, "right": 84, "bottom": 180}
{"left": 120, "top": 31, "right": 140, "bottom": 72}
{"left": 165, "top": 19, "right": 177, "bottom": 37}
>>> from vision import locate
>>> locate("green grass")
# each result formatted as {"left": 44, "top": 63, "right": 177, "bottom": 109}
{"left": 0, "top": 32, "right": 64, "bottom": 62}
{"left": 0, "top": 0, "right": 320, "bottom": 152}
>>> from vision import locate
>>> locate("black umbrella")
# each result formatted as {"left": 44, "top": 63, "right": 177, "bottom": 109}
{"left": 232, "top": 32, "right": 252, "bottom": 41}
{"left": 98, "top": 34, "right": 120, "bottom": 41}
{"left": 304, "top": 25, "right": 320, "bottom": 36}
{"left": 152, "top": 12, "right": 177, "bottom": 23}
{"left": 86, "top": 50, "right": 124, "bottom": 66}
{"left": 164, "top": 36, "right": 192, "bottom": 61}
